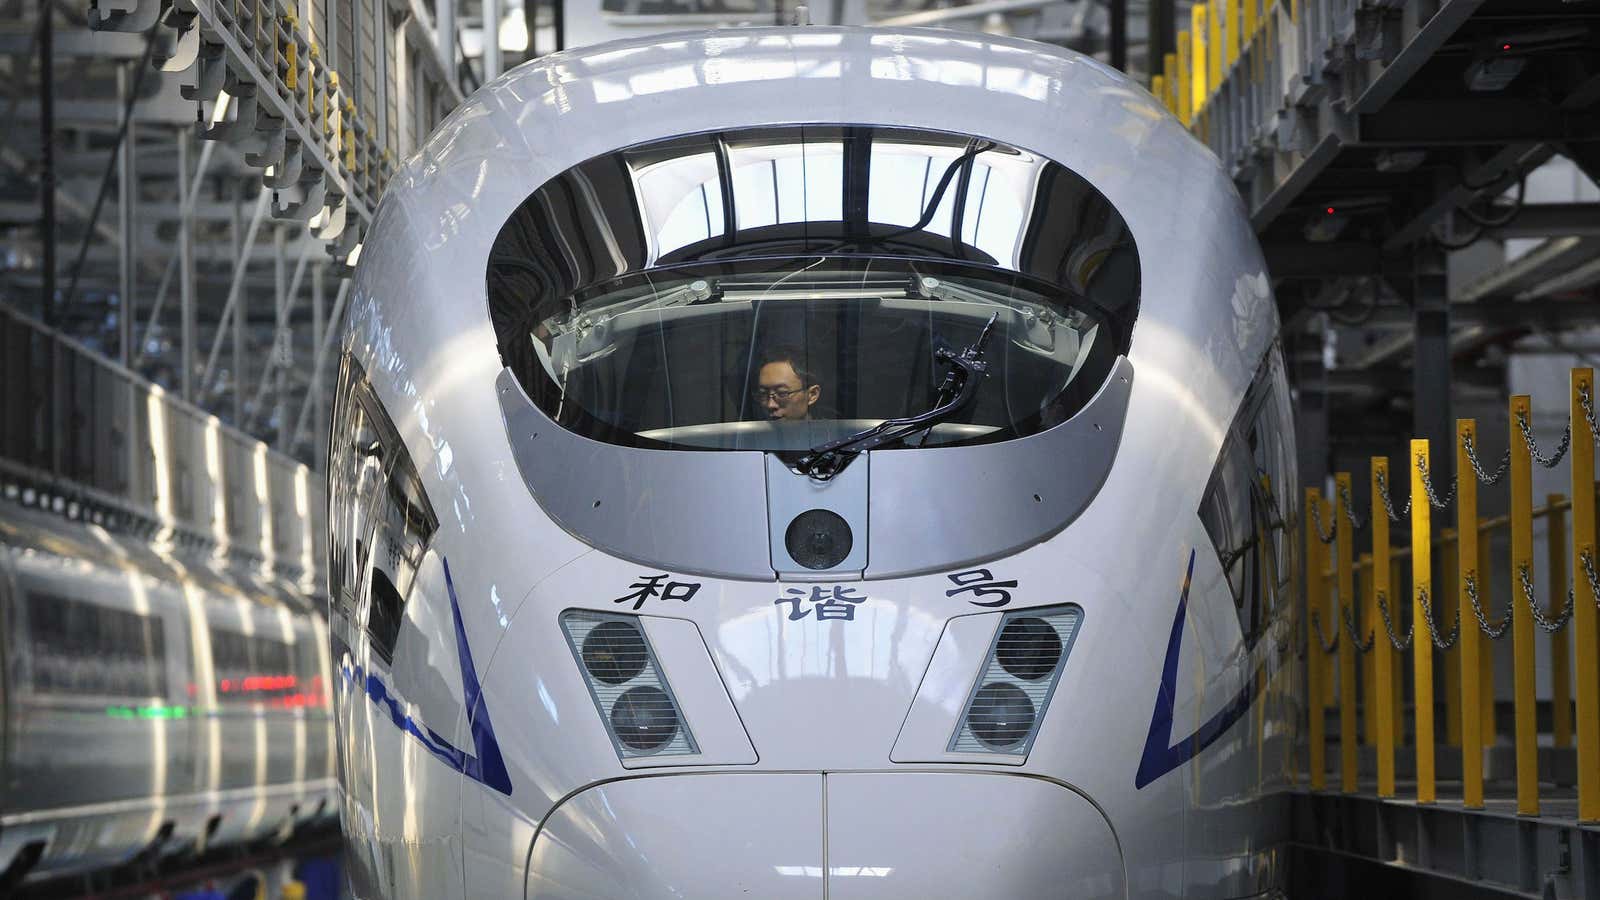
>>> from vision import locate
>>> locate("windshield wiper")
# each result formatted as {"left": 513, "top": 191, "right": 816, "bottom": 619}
{"left": 794, "top": 313, "right": 998, "bottom": 480}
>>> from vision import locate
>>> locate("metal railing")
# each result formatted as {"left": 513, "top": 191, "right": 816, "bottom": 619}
{"left": 88, "top": 0, "right": 466, "bottom": 260}
{"left": 0, "top": 302, "right": 325, "bottom": 585}
{"left": 1149, "top": 0, "right": 1480, "bottom": 225}
{"left": 1305, "top": 369, "right": 1600, "bottom": 824}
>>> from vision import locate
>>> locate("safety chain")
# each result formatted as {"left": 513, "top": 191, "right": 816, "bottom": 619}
{"left": 1583, "top": 550, "right": 1600, "bottom": 608}
{"left": 1310, "top": 610, "right": 1340, "bottom": 653}
{"left": 1516, "top": 409, "right": 1571, "bottom": 468}
{"left": 1309, "top": 501, "right": 1336, "bottom": 544}
{"left": 1339, "top": 482, "right": 1371, "bottom": 530}
{"left": 1462, "top": 432, "right": 1510, "bottom": 485}
{"left": 1416, "top": 584, "right": 1461, "bottom": 649}
{"left": 1371, "top": 471, "right": 1407, "bottom": 523}
{"left": 1516, "top": 563, "right": 1575, "bottom": 633}
{"left": 1343, "top": 603, "right": 1375, "bottom": 654}
{"left": 1581, "top": 383, "right": 1599, "bottom": 441}
{"left": 1414, "top": 454, "right": 1457, "bottom": 510}
{"left": 1465, "top": 571, "right": 1512, "bottom": 639}
{"left": 1374, "top": 591, "right": 1415, "bottom": 651}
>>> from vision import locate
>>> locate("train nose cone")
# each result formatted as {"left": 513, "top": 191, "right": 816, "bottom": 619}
{"left": 527, "top": 774, "right": 825, "bottom": 899}
{"left": 525, "top": 773, "right": 1122, "bottom": 899}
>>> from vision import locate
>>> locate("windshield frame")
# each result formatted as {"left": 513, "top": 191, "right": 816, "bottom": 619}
{"left": 487, "top": 124, "right": 1140, "bottom": 454}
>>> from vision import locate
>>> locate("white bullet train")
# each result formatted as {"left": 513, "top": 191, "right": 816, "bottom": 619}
{"left": 0, "top": 501, "right": 337, "bottom": 888}
{"left": 332, "top": 25, "right": 1300, "bottom": 899}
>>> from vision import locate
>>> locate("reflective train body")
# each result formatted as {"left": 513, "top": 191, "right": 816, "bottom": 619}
{"left": 332, "top": 26, "right": 1300, "bottom": 900}
{"left": 0, "top": 503, "right": 336, "bottom": 885}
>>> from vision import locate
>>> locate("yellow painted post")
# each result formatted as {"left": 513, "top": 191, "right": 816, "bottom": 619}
{"left": 1551, "top": 494, "right": 1574, "bottom": 748}
{"left": 1571, "top": 369, "right": 1600, "bottom": 823}
{"left": 1372, "top": 459, "right": 1396, "bottom": 796}
{"left": 1480, "top": 525, "right": 1498, "bottom": 746}
{"left": 1442, "top": 530, "right": 1461, "bottom": 748}
{"left": 1191, "top": 6, "right": 1210, "bottom": 114}
{"left": 1325, "top": 550, "right": 1338, "bottom": 709}
{"left": 1176, "top": 36, "right": 1192, "bottom": 126}
{"left": 1226, "top": 0, "right": 1243, "bottom": 68}
{"left": 1510, "top": 396, "right": 1539, "bottom": 816}
{"left": 1152, "top": 75, "right": 1169, "bottom": 111}
{"left": 1412, "top": 441, "right": 1436, "bottom": 804}
{"left": 1336, "top": 472, "right": 1358, "bottom": 793}
{"left": 1164, "top": 52, "right": 1178, "bottom": 110}
{"left": 1306, "top": 487, "right": 1328, "bottom": 791}
{"left": 1391, "top": 554, "right": 1405, "bottom": 741}
{"left": 1208, "top": 0, "right": 1224, "bottom": 97}
{"left": 1243, "top": 0, "right": 1258, "bottom": 42}
{"left": 1458, "top": 421, "right": 1484, "bottom": 808}
{"left": 1360, "top": 552, "right": 1376, "bottom": 746}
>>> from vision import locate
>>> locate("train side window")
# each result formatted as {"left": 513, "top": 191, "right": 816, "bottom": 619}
{"left": 329, "top": 354, "right": 439, "bottom": 666}
{"left": 1199, "top": 347, "right": 1296, "bottom": 648}
{"left": 25, "top": 590, "right": 167, "bottom": 699}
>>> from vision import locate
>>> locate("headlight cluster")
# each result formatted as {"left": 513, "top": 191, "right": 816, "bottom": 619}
{"left": 949, "top": 606, "right": 1081, "bottom": 755}
{"left": 562, "top": 611, "right": 698, "bottom": 758}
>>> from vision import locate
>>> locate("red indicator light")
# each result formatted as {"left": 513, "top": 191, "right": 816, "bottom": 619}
{"left": 1501, "top": 43, "right": 1512, "bottom": 51}
{"left": 1326, "top": 207, "right": 1336, "bottom": 215}
{"left": 220, "top": 679, "right": 232, "bottom": 692}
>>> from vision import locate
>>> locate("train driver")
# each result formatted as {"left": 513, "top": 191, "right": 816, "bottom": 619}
{"left": 755, "top": 345, "right": 822, "bottom": 421}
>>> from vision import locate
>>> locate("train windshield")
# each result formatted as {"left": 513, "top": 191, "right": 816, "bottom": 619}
{"left": 502, "top": 259, "right": 1116, "bottom": 451}
{"left": 487, "top": 125, "right": 1139, "bottom": 452}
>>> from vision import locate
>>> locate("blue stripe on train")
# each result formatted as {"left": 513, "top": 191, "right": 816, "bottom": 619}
{"left": 1135, "top": 549, "right": 1264, "bottom": 789}
{"left": 338, "top": 557, "right": 512, "bottom": 795}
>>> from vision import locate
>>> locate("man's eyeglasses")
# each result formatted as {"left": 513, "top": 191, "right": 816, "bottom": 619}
{"left": 756, "top": 387, "right": 804, "bottom": 403}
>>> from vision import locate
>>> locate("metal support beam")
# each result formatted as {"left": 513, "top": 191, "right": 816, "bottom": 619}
{"left": 311, "top": 264, "right": 326, "bottom": 472}
{"left": 1412, "top": 258, "right": 1453, "bottom": 488}
{"left": 484, "top": 0, "right": 502, "bottom": 80}
{"left": 117, "top": 62, "right": 135, "bottom": 367}
{"left": 273, "top": 227, "right": 288, "bottom": 446}
{"left": 178, "top": 129, "right": 194, "bottom": 400}
{"left": 1110, "top": 0, "right": 1127, "bottom": 73}
{"left": 1295, "top": 327, "right": 1331, "bottom": 492}
{"left": 38, "top": 0, "right": 54, "bottom": 325}
{"left": 437, "top": 0, "right": 455, "bottom": 71}
{"left": 198, "top": 187, "right": 270, "bottom": 400}
{"left": 291, "top": 277, "right": 350, "bottom": 451}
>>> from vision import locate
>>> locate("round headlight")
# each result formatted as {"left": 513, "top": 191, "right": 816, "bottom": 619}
{"left": 967, "top": 682, "right": 1036, "bottom": 749}
{"left": 609, "top": 685, "right": 679, "bottom": 751}
{"left": 996, "top": 617, "right": 1062, "bottom": 681}
{"left": 785, "top": 509, "right": 852, "bottom": 570}
{"left": 581, "top": 620, "right": 648, "bottom": 685}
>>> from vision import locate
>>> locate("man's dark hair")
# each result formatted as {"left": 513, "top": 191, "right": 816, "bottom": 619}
{"left": 757, "top": 344, "right": 815, "bottom": 386}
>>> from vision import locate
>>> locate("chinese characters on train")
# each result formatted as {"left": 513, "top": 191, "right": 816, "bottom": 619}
{"left": 775, "top": 586, "right": 868, "bottom": 621}
{"left": 945, "top": 568, "right": 1017, "bottom": 607}
{"left": 612, "top": 574, "right": 701, "bottom": 609}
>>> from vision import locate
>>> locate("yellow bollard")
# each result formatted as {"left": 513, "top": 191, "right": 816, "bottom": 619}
{"left": 1550, "top": 494, "right": 1574, "bottom": 748}
{"left": 1458, "top": 421, "right": 1484, "bottom": 808}
{"left": 1226, "top": 0, "right": 1243, "bottom": 69}
{"left": 1336, "top": 472, "right": 1358, "bottom": 792}
{"left": 1442, "top": 529, "right": 1461, "bottom": 748}
{"left": 1176, "top": 36, "right": 1193, "bottom": 126}
{"left": 1372, "top": 458, "right": 1397, "bottom": 797}
{"left": 1571, "top": 369, "right": 1600, "bottom": 823}
{"left": 1479, "top": 525, "right": 1498, "bottom": 746}
{"left": 1360, "top": 552, "right": 1376, "bottom": 747}
{"left": 1510, "top": 396, "right": 1539, "bottom": 816}
{"left": 1243, "top": 0, "right": 1257, "bottom": 41}
{"left": 1191, "top": 8, "right": 1210, "bottom": 115}
{"left": 1412, "top": 441, "right": 1436, "bottom": 804}
{"left": 1208, "top": 0, "right": 1224, "bottom": 99}
{"left": 1152, "top": 75, "right": 1169, "bottom": 112}
{"left": 1306, "top": 487, "right": 1328, "bottom": 791}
